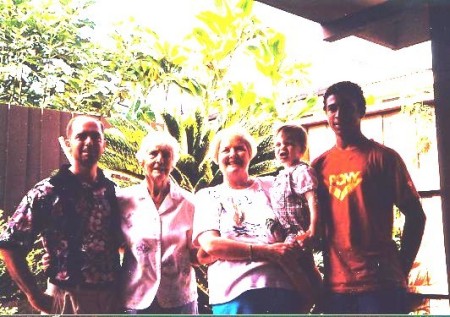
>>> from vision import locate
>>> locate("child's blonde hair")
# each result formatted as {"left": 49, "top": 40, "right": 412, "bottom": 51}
{"left": 274, "top": 123, "right": 308, "bottom": 154}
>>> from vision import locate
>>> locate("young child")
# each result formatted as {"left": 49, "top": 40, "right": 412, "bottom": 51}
{"left": 269, "top": 123, "right": 323, "bottom": 309}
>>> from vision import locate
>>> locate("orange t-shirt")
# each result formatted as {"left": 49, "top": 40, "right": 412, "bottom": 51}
{"left": 312, "top": 139, "right": 420, "bottom": 293}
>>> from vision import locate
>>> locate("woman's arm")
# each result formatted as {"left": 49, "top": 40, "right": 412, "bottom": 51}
{"left": 197, "top": 230, "right": 298, "bottom": 263}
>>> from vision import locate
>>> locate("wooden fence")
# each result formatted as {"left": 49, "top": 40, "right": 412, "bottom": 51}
{"left": 0, "top": 105, "right": 72, "bottom": 214}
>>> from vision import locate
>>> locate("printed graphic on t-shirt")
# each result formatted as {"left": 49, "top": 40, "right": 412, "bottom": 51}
{"left": 215, "top": 191, "right": 276, "bottom": 244}
{"left": 327, "top": 171, "right": 362, "bottom": 201}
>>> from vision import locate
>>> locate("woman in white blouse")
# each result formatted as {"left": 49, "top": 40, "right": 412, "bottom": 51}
{"left": 193, "top": 126, "right": 310, "bottom": 314}
{"left": 117, "top": 130, "right": 198, "bottom": 314}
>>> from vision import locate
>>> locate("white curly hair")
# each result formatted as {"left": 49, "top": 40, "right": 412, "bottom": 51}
{"left": 136, "top": 130, "right": 180, "bottom": 168}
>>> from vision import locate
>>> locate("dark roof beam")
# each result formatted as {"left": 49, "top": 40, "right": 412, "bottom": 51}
{"left": 321, "top": 0, "right": 424, "bottom": 43}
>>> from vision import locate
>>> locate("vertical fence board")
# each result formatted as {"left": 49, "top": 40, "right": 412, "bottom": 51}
{"left": 4, "top": 106, "right": 29, "bottom": 214}
{"left": 0, "top": 106, "right": 8, "bottom": 212}
{"left": 0, "top": 106, "right": 73, "bottom": 213}
{"left": 25, "top": 108, "right": 42, "bottom": 190}
{"left": 59, "top": 112, "right": 73, "bottom": 165}
{"left": 41, "top": 109, "right": 61, "bottom": 178}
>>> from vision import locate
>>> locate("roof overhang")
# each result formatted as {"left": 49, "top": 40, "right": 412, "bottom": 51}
{"left": 255, "top": 0, "right": 430, "bottom": 50}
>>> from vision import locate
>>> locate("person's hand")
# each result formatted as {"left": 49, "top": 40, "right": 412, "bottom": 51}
{"left": 27, "top": 292, "right": 53, "bottom": 314}
{"left": 196, "top": 248, "right": 218, "bottom": 266}
{"left": 295, "top": 229, "right": 318, "bottom": 249}
{"left": 264, "top": 242, "right": 300, "bottom": 264}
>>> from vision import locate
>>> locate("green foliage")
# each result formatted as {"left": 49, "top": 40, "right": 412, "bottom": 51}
{"left": 401, "top": 102, "right": 434, "bottom": 155}
{"left": 100, "top": 115, "right": 147, "bottom": 178}
{"left": 161, "top": 109, "right": 215, "bottom": 192}
{"left": 393, "top": 206, "right": 404, "bottom": 250}
{"left": 0, "top": 305, "right": 17, "bottom": 315}
{"left": 0, "top": 0, "right": 119, "bottom": 115}
{"left": 125, "top": 99, "right": 156, "bottom": 125}
{"left": 0, "top": 0, "right": 313, "bottom": 121}
{"left": 185, "top": 0, "right": 312, "bottom": 120}
{"left": 108, "top": 22, "right": 203, "bottom": 117}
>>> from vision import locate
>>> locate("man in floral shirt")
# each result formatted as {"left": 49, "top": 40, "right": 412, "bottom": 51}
{"left": 0, "top": 115, "right": 122, "bottom": 314}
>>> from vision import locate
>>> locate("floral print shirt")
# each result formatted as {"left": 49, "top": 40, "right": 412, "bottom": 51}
{"left": 0, "top": 165, "right": 122, "bottom": 287}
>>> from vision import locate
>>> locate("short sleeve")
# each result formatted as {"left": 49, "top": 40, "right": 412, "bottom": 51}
{"left": 0, "top": 188, "right": 42, "bottom": 250}
{"left": 390, "top": 150, "right": 421, "bottom": 207}
{"left": 291, "top": 164, "right": 318, "bottom": 195}
{"left": 192, "top": 187, "right": 222, "bottom": 247}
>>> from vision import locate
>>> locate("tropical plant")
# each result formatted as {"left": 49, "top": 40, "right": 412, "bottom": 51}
{"left": 0, "top": 0, "right": 121, "bottom": 115}
{"left": 401, "top": 101, "right": 434, "bottom": 157}
{"left": 100, "top": 115, "right": 146, "bottom": 179}
{"left": 161, "top": 109, "right": 215, "bottom": 192}
{"left": 187, "top": 0, "right": 314, "bottom": 121}
{"left": 188, "top": 0, "right": 251, "bottom": 110}
{"left": 106, "top": 21, "right": 204, "bottom": 119}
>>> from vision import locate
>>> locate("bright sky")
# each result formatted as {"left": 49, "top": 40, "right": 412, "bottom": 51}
{"left": 87, "top": 0, "right": 432, "bottom": 96}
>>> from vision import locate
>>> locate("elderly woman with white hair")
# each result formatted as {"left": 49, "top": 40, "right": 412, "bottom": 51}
{"left": 117, "top": 130, "right": 198, "bottom": 314}
{"left": 193, "top": 126, "right": 310, "bottom": 314}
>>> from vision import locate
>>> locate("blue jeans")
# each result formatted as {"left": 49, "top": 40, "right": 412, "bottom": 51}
{"left": 212, "top": 288, "right": 301, "bottom": 315}
{"left": 323, "top": 288, "right": 408, "bottom": 314}
{"left": 124, "top": 300, "right": 198, "bottom": 314}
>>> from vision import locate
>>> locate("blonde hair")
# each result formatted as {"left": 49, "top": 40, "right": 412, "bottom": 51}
{"left": 136, "top": 130, "right": 180, "bottom": 167}
{"left": 273, "top": 122, "right": 308, "bottom": 154}
{"left": 209, "top": 126, "right": 257, "bottom": 164}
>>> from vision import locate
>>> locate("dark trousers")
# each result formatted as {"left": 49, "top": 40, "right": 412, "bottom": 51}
{"left": 323, "top": 288, "right": 408, "bottom": 314}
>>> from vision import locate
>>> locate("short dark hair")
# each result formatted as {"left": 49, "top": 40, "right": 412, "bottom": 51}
{"left": 66, "top": 115, "right": 104, "bottom": 138}
{"left": 275, "top": 124, "right": 308, "bottom": 154}
{"left": 323, "top": 81, "right": 366, "bottom": 116}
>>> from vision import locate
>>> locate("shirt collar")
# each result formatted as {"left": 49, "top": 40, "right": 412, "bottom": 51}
{"left": 138, "top": 179, "right": 185, "bottom": 202}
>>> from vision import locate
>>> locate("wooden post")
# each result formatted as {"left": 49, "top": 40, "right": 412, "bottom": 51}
{"left": 429, "top": 0, "right": 450, "bottom": 302}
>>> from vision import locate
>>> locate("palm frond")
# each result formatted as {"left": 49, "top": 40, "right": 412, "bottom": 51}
{"left": 160, "top": 111, "right": 182, "bottom": 142}
{"left": 171, "top": 166, "right": 194, "bottom": 192}
{"left": 249, "top": 160, "right": 278, "bottom": 177}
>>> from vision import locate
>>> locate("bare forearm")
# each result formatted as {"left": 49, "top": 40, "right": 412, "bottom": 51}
{"left": 400, "top": 202, "right": 426, "bottom": 274}
{"left": 0, "top": 248, "right": 41, "bottom": 298}
{"left": 0, "top": 248, "right": 53, "bottom": 313}
{"left": 198, "top": 232, "right": 296, "bottom": 263}
{"left": 305, "top": 191, "right": 319, "bottom": 236}
{"left": 200, "top": 236, "right": 254, "bottom": 261}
